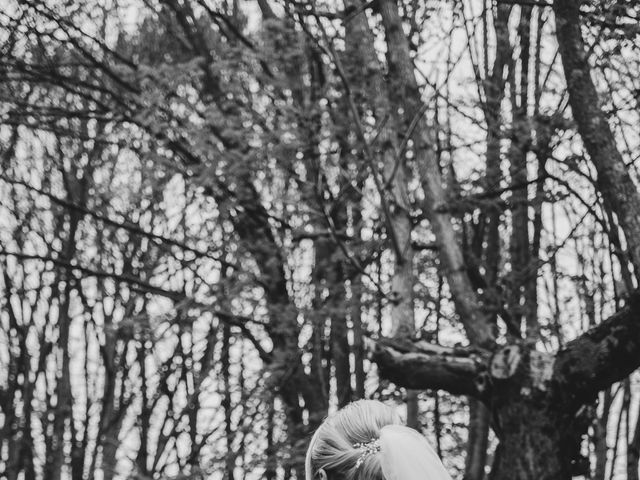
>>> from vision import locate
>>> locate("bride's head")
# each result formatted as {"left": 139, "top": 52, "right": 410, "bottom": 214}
{"left": 305, "top": 400, "right": 397, "bottom": 480}
{"left": 305, "top": 400, "right": 451, "bottom": 480}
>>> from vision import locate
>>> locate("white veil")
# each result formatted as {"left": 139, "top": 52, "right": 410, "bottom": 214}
{"left": 378, "top": 424, "right": 452, "bottom": 480}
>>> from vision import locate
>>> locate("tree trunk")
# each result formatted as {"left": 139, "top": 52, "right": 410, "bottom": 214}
{"left": 222, "top": 323, "right": 236, "bottom": 480}
{"left": 488, "top": 399, "right": 579, "bottom": 480}
{"left": 593, "top": 388, "right": 613, "bottom": 480}
{"left": 553, "top": 0, "right": 640, "bottom": 275}
{"left": 508, "top": 6, "right": 533, "bottom": 335}
{"left": 342, "top": 0, "right": 418, "bottom": 422}
{"left": 47, "top": 206, "right": 82, "bottom": 480}
{"left": 465, "top": 399, "right": 490, "bottom": 480}
{"left": 351, "top": 272, "right": 366, "bottom": 399}
{"left": 628, "top": 395, "right": 640, "bottom": 480}
{"left": 332, "top": 312, "right": 353, "bottom": 408}
{"left": 378, "top": 290, "right": 640, "bottom": 480}
{"left": 487, "top": 346, "right": 589, "bottom": 480}
{"left": 265, "top": 397, "right": 277, "bottom": 480}
{"left": 377, "top": 0, "right": 493, "bottom": 347}
{"left": 482, "top": 3, "right": 511, "bottom": 331}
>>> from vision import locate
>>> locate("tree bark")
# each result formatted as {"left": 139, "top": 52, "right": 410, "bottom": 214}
{"left": 374, "top": 340, "right": 486, "bottom": 397}
{"left": 351, "top": 269, "right": 366, "bottom": 399}
{"left": 507, "top": 6, "right": 533, "bottom": 335}
{"left": 553, "top": 0, "right": 640, "bottom": 275}
{"left": 482, "top": 3, "right": 511, "bottom": 333}
{"left": 377, "top": 0, "right": 494, "bottom": 348}
{"left": 488, "top": 397, "right": 580, "bottom": 480}
{"left": 465, "top": 399, "right": 490, "bottom": 480}
{"left": 628, "top": 395, "right": 640, "bottom": 480}
{"left": 553, "top": 291, "right": 640, "bottom": 406}
{"left": 592, "top": 387, "right": 612, "bottom": 480}
{"left": 378, "top": 288, "right": 640, "bottom": 479}
{"left": 222, "top": 323, "right": 236, "bottom": 480}
{"left": 341, "top": 0, "right": 419, "bottom": 421}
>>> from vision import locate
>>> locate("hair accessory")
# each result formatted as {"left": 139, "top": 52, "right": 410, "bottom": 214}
{"left": 353, "top": 438, "right": 381, "bottom": 469}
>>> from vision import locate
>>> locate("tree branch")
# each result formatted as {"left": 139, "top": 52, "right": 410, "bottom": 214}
{"left": 373, "top": 339, "right": 488, "bottom": 397}
{"left": 0, "top": 249, "right": 184, "bottom": 300}
{"left": 553, "top": 290, "right": 640, "bottom": 406}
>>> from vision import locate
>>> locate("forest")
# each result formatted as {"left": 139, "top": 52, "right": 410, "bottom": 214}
{"left": 1, "top": 0, "right": 639, "bottom": 479}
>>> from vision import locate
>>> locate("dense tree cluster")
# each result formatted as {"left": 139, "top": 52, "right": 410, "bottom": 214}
{"left": 1, "top": 0, "right": 639, "bottom": 479}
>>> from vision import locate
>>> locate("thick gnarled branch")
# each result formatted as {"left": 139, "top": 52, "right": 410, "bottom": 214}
{"left": 553, "top": 291, "right": 640, "bottom": 405}
{"left": 375, "top": 289, "right": 640, "bottom": 406}
{"left": 373, "top": 339, "right": 488, "bottom": 397}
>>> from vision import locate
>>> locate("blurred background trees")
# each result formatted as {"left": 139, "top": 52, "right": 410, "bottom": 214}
{"left": 0, "top": 0, "right": 639, "bottom": 479}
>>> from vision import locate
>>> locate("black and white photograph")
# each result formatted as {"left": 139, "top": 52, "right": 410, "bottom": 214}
{"left": 1, "top": 0, "right": 639, "bottom": 479}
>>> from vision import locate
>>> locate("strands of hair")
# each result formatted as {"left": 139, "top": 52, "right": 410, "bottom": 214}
{"left": 305, "top": 400, "right": 399, "bottom": 480}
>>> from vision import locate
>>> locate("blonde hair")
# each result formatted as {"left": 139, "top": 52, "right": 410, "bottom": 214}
{"left": 305, "top": 400, "right": 400, "bottom": 480}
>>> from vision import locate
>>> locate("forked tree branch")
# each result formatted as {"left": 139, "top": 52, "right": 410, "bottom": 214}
{"left": 375, "top": 289, "right": 640, "bottom": 405}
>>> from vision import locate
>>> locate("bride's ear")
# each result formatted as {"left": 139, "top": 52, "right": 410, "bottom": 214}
{"left": 315, "top": 468, "right": 328, "bottom": 480}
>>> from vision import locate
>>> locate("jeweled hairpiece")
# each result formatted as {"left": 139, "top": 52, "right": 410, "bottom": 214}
{"left": 353, "top": 438, "right": 381, "bottom": 469}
